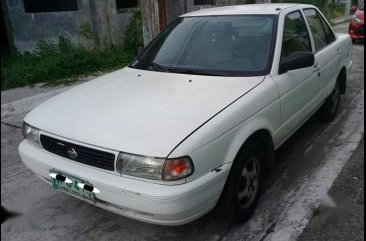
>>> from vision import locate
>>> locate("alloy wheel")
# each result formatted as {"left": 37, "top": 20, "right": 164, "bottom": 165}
{"left": 237, "top": 157, "right": 260, "bottom": 209}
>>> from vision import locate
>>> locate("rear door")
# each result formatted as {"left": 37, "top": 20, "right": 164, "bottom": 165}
{"left": 303, "top": 8, "right": 340, "bottom": 99}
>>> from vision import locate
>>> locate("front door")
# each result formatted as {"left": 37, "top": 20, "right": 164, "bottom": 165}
{"left": 272, "top": 10, "right": 321, "bottom": 145}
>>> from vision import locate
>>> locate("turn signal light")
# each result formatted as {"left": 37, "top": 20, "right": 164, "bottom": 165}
{"left": 163, "top": 157, "right": 194, "bottom": 181}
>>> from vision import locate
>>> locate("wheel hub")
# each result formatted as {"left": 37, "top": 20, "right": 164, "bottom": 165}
{"left": 237, "top": 157, "right": 259, "bottom": 209}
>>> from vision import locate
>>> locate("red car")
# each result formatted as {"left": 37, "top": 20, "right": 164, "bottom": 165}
{"left": 349, "top": 1, "right": 364, "bottom": 42}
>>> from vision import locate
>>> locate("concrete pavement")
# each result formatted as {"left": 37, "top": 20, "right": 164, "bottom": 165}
{"left": 298, "top": 139, "right": 364, "bottom": 241}
{"left": 330, "top": 15, "right": 352, "bottom": 25}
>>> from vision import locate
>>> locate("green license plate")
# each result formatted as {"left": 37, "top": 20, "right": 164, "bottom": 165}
{"left": 49, "top": 169, "right": 96, "bottom": 202}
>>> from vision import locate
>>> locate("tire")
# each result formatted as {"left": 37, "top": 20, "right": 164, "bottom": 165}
{"left": 318, "top": 80, "right": 341, "bottom": 122}
{"left": 216, "top": 141, "right": 264, "bottom": 224}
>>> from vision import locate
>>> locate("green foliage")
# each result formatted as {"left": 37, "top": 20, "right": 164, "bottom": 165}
{"left": 272, "top": 0, "right": 326, "bottom": 8}
{"left": 122, "top": 10, "right": 143, "bottom": 55}
{"left": 322, "top": 4, "right": 346, "bottom": 20}
{"left": 272, "top": 0, "right": 346, "bottom": 19}
{"left": 78, "top": 23, "right": 96, "bottom": 40}
{"left": 1, "top": 11, "right": 143, "bottom": 90}
{"left": 246, "top": 0, "right": 256, "bottom": 4}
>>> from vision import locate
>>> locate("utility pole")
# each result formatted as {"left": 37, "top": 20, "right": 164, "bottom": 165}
{"left": 140, "top": 0, "right": 160, "bottom": 47}
{"left": 345, "top": 0, "right": 351, "bottom": 16}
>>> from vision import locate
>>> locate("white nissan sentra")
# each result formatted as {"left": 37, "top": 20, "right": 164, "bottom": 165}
{"left": 19, "top": 4, "right": 352, "bottom": 225}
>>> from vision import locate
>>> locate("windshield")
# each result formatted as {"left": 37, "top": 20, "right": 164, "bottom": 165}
{"left": 131, "top": 15, "right": 276, "bottom": 76}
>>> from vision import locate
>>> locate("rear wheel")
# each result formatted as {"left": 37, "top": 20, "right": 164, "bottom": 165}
{"left": 318, "top": 80, "right": 341, "bottom": 122}
{"left": 216, "top": 142, "right": 264, "bottom": 224}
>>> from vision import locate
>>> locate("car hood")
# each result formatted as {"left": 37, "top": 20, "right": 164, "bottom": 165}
{"left": 25, "top": 67, "right": 264, "bottom": 157}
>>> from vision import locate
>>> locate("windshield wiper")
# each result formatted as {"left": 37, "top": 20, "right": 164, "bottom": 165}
{"left": 169, "top": 68, "right": 231, "bottom": 77}
{"left": 137, "top": 59, "right": 170, "bottom": 72}
{"left": 136, "top": 60, "right": 231, "bottom": 76}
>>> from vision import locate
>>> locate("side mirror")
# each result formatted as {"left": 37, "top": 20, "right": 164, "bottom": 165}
{"left": 137, "top": 46, "right": 144, "bottom": 56}
{"left": 279, "top": 51, "right": 315, "bottom": 74}
{"left": 351, "top": 6, "right": 357, "bottom": 13}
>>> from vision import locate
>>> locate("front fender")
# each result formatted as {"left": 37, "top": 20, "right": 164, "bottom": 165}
{"left": 169, "top": 76, "right": 281, "bottom": 182}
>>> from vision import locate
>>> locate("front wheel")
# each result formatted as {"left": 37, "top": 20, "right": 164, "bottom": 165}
{"left": 216, "top": 142, "right": 264, "bottom": 224}
{"left": 318, "top": 81, "right": 341, "bottom": 122}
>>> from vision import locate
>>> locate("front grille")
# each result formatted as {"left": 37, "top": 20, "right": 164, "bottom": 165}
{"left": 358, "top": 25, "right": 364, "bottom": 35}
{"left": 40, "top": 135, "right": 115, "bottom": 171}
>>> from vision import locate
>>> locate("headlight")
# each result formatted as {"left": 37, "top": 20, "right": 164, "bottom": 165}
{"left": 22, "top": 122, "right": 42, "bottom": 148}
{"left": 352, "top": 15, "right": 362, "bottom": 24}
{"left": 116, "top": 152, "right": 194, "bottom": 181}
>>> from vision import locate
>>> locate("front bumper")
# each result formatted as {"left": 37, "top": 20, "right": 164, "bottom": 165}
{"left": 349, "top": 21, "right": 364, "bottom": 40}
{"left": 19, "top": 140, "right": 231, "bottom": 226}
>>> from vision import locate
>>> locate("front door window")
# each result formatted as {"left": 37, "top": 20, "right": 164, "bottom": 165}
{"left": 281, "top": 11, "right": 312, "bottom": 61}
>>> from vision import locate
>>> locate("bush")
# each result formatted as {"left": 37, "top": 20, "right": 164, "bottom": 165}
{"left": 1, "top": 39, "right": 133, "bottom": 89}
{"left": 1, "top": 11, "right": 142, "bottom": 90}
{"left": 122, "top": 10, "right": 143, "bottom": 55}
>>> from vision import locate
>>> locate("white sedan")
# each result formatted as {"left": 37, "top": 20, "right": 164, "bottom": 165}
{"left": 19, "top": 4, "right": 352, "bottom": 226}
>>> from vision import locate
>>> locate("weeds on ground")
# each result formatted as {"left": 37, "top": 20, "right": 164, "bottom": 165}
{"left": 1, "top": 11, "right": 143, "bottom": 90}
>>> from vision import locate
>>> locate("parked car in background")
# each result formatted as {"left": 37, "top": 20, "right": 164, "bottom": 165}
{"left": 349, "top": 1, "right": 364, "bottom": 42}
{"left": 19, "top": 4, "right": 352, "bottom": 226}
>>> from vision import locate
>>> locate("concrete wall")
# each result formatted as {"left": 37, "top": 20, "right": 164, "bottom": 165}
{"left": 143, "top": 0, "right": 271, "bottom": 46}
{"left": 88, "top": 0, "right": 134, "bottom": 47}
{"left": 3, "top": 0, "right": 134, "bottom": 51}
{"left": 3, "top": 0, "right": 271, "bottom": 51}
{"left": 165, "top": 0, "right": 271, "bottom": 25}
{"left": 140, "top": 0, "right": 160, "bottom": 47}
{"left": 165, "top": 0, "right": 185, "bottom": 24}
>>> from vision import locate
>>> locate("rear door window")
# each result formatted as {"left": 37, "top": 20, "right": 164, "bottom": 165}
{"left": 318, "top": 12, "right": 336, "bottom": 44}
{"left": 303, "top": 9, "right": 332, "bottom": 52}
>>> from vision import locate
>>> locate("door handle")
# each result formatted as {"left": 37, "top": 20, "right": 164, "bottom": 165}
{"left": 337, "top": 49, "right": 343, "bottom": 55}
{"left": 313, "top": 63, "right": 320, "bottom": 72}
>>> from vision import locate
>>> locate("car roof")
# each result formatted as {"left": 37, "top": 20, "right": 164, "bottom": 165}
{"left": 181, "top": 3, "right": 313, "bottom": 17}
